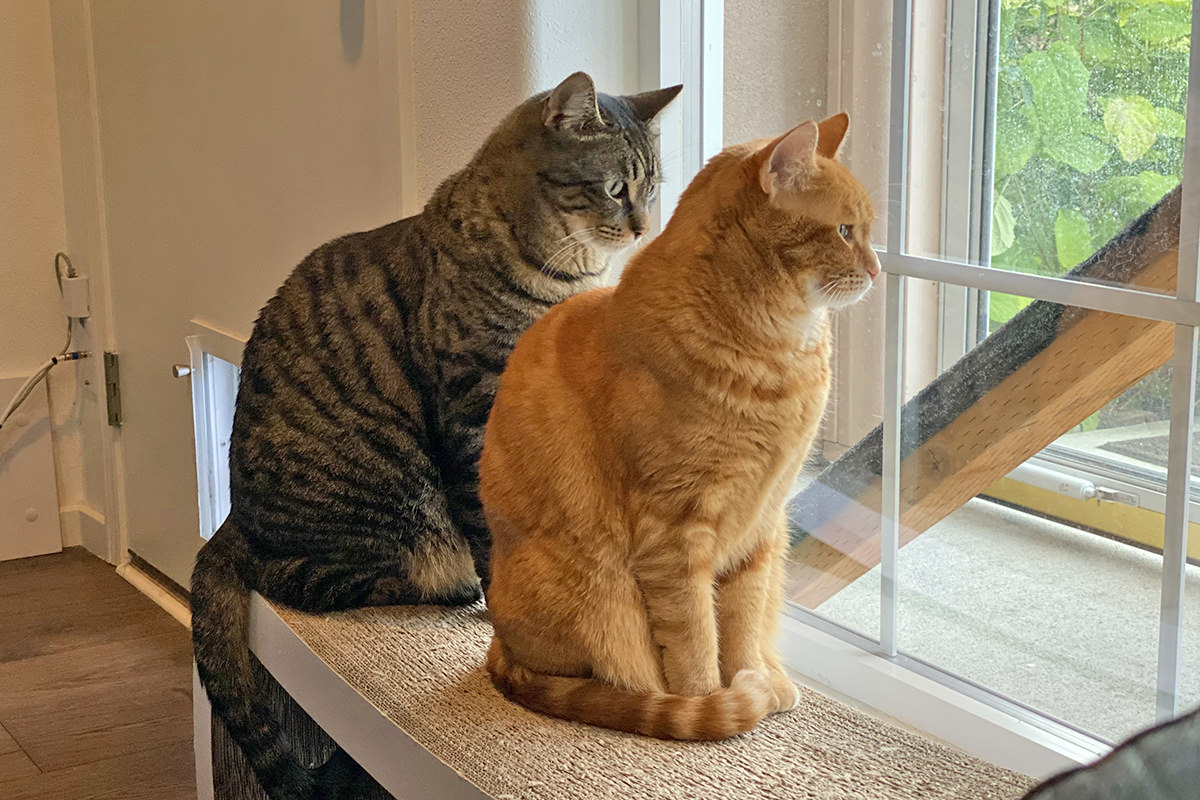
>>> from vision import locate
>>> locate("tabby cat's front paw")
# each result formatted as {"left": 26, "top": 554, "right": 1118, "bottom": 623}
{"left": 768, "top": 667, "right": 800, "bottom": 712}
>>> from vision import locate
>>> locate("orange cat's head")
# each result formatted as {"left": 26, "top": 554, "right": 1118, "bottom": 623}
{"left": 750, "top": 113, "right": 880, "bottom": 309}
{"left": 668, "top": 113, "right": 880, "bottom": 317}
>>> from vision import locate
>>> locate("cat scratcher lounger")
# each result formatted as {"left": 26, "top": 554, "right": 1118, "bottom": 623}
{"left": 196, "top": 594, "right": 1035, "bottom": 799}
{"left": 786, "top": 187, "right": 1183, "bottom": 607}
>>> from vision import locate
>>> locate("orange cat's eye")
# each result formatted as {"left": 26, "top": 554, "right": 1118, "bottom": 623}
{"left": 838, "top": 224, "right": 854, "bottom": 240}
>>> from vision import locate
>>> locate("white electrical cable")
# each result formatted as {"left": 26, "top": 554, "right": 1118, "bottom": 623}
{"left": 0, "top": 253, "right": 88, "bottom": 432}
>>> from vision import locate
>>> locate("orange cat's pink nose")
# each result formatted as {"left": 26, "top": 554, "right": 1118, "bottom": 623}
{"left": 866, "top": 258, "right": 881, "bottom": 279}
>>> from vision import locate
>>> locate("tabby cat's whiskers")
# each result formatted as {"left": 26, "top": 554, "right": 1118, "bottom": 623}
{"left": 541, "top": 229, "right": 598, "bottom": 277}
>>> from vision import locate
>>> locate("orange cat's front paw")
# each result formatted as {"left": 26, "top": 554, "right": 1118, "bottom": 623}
{"left": 768, "top": 667, "right": 800, "bottom": 712}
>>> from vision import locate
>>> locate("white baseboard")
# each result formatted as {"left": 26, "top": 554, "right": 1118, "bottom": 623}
{"left": 118, "top": 561, "right": 191, "bottom": 629}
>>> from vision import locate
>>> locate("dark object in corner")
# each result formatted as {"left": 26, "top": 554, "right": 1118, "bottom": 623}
{"left": 1023, "top": 705, "right": 1200, "bottom": 800}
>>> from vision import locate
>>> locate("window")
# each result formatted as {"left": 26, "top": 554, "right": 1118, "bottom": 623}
{"left": 714, "top": 0, "right": 1200, "bottom": 770}
{"left": 982, "top": 0, "right": 1194, "bottom": 573}
{"left": 185, "top": 323, "right": 244, "bottom": 541}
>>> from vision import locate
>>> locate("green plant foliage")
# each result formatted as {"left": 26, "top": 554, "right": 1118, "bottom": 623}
{"left": 991, "top": 0, "right": 1189, "bottom": 328}
{"left": 987, "top": 292, "right": 1035, "bottom": 334}
{"left": 1104, "top": 96, "right": 1159, "bottom": 161}
{"left": 1055, "top": 208, "right": 1094, "bottom": 268}
{"left": 993, "top": 193, "right": 1017, "bottom": 255}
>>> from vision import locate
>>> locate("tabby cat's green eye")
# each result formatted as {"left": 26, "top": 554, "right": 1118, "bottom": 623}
{"left": 838, "top": 224, "right": 853, "bottom": 240}
{"left": 605, "top": 178, "right": 627, "bottom": 198}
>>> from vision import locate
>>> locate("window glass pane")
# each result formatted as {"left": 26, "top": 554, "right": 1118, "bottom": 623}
{"left": 907, "top": 0, "right": 1191, "bottom": 304}
{"left": 897, "top": 495, "right": 1172, "bottom": 742}
{"left": 894, "top": 285, "right": 1182, "bottom": 742}
{"left": 786, "top": 462, "right": 881, "bottom": 640}
{"left": 198, "top": 352, "right": 238, "bottom": 540}
{"left": 991, "top": 0, "right": 1189, "bottom": 298}
{"left": 784, "top": 302, "right": 886, "bottom": 641}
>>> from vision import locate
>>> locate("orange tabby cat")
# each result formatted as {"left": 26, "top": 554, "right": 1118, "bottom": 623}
{"left": 479, "top": 113, "right": 879, "bottom": 740}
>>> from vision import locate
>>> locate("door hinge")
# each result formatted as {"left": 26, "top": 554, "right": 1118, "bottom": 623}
{"left": 103, "top": 351, "right": 122, "bottom": 426}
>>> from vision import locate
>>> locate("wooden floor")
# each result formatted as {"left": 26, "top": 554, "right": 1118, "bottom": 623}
{"left": 0, "top": 548, "right": 196, "bottom": 799}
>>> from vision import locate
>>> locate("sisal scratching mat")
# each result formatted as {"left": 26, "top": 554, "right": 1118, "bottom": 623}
{"left": 264, "top": 601, "right": 1037, "bottom": 800}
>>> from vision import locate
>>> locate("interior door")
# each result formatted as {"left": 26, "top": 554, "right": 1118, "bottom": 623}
{"left": 85, "top": 1, "right": 407, "bottom": 587}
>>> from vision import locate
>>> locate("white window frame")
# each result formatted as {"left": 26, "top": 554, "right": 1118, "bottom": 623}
{"left": 884, "top": 0, "right": 1200, "bottom": 744}
{"left": 638, "top": 0, "right": 723, "bottom": 230}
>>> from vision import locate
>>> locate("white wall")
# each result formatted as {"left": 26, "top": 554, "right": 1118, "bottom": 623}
{"left": 21, "top": 0, "right": 649, "bottom": 580}
{"left": 0, "top": 2, "right": 67, "bottom": 371}
{"left": 0, "top": 0, "right": 91, "bottom": 550}
{"left": 410, "top": 0, "right": 644, "bottom": 203}
{"left": 9, "top": 0, "right": 840, "bottom": 562}
{"left": 723, "top": 0, "right": 829, "bottom": 146}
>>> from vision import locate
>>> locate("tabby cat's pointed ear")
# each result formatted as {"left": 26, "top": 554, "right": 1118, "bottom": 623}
{"left": 758, "top": 120, "right": 820, "bottom": 196}
{"left": 626, "top": 84, "right": 683, "bottom": 122}
{"left": 544, "top": 72, "right": 604, "bottom": 134}
{"left": 817, "top": 112, "right": 850, "bottom": 159}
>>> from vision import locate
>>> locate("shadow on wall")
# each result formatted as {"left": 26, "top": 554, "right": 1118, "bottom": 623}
{"left": 410, "top": 0, "right": 647, "bottom": 201}
{"left": 340, "top": 0, "right": 365, "bottom": 64}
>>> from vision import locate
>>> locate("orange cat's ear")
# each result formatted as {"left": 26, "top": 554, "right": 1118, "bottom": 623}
{"left": 758, "top": 121, "right": 819, "bottom": 197}
{"left": 816, "top": 112, "right": 850, "bottom": 159}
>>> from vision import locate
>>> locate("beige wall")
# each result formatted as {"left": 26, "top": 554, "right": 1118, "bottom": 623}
{"left": 0, "top": 0, "right": 95, "bottom": 547}
{"left": 0, "top": 1, "right": 67, "bottom": 373}
{"left": 410, "top": 0, "right": 644, "bottom": 203}
{"left": 724, "top": 0, "right": 829, "bottom": 146}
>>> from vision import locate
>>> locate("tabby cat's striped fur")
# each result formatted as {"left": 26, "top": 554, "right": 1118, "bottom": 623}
{"left": 191, "top": 72, "right": 680, "bottom": 800}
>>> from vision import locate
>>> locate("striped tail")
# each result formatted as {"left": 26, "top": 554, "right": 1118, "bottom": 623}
{"left": 487, "top": 640, "right": 774, "bottom": 741}
{"left": 191, "top": 520, "right": 366, "bottom": 799}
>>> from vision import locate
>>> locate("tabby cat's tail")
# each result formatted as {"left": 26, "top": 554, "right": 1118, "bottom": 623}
{"left": 486, "top": 641, "right": 774, "bottom": 740}
{"left": 191, "top": 520, "right": 361, "bottom": 800}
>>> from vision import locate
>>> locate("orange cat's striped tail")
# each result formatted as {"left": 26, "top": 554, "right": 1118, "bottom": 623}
{"left": 486, "top": 644, "right": 774, "bottom": 741}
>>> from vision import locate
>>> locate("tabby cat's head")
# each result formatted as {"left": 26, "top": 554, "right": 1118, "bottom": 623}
{"left": 536, "top": 73, "right": 680, "bottom": 248}
{"left": 752, "top": 113, "right": 881, "bottom": 310}
{"left": 482, "top": 72, "right": 681, "bottom": 279}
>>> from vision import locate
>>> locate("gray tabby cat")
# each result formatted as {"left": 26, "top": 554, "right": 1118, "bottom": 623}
{"left": 191, "top": 72, "right": 681, "bottom": 800}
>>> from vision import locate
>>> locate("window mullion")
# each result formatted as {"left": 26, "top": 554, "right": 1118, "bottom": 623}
{"left": 1157, "top": 325, "right": 1196, "bottom": 720}
{"left": 881, "top": 0, "right": 913, "bottom": 655}
{"left": 882, "top": 273, "right": 905, "bottom": 657}
{"left": 1155, "top": 5, "right": 1200, "bottom": 721}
